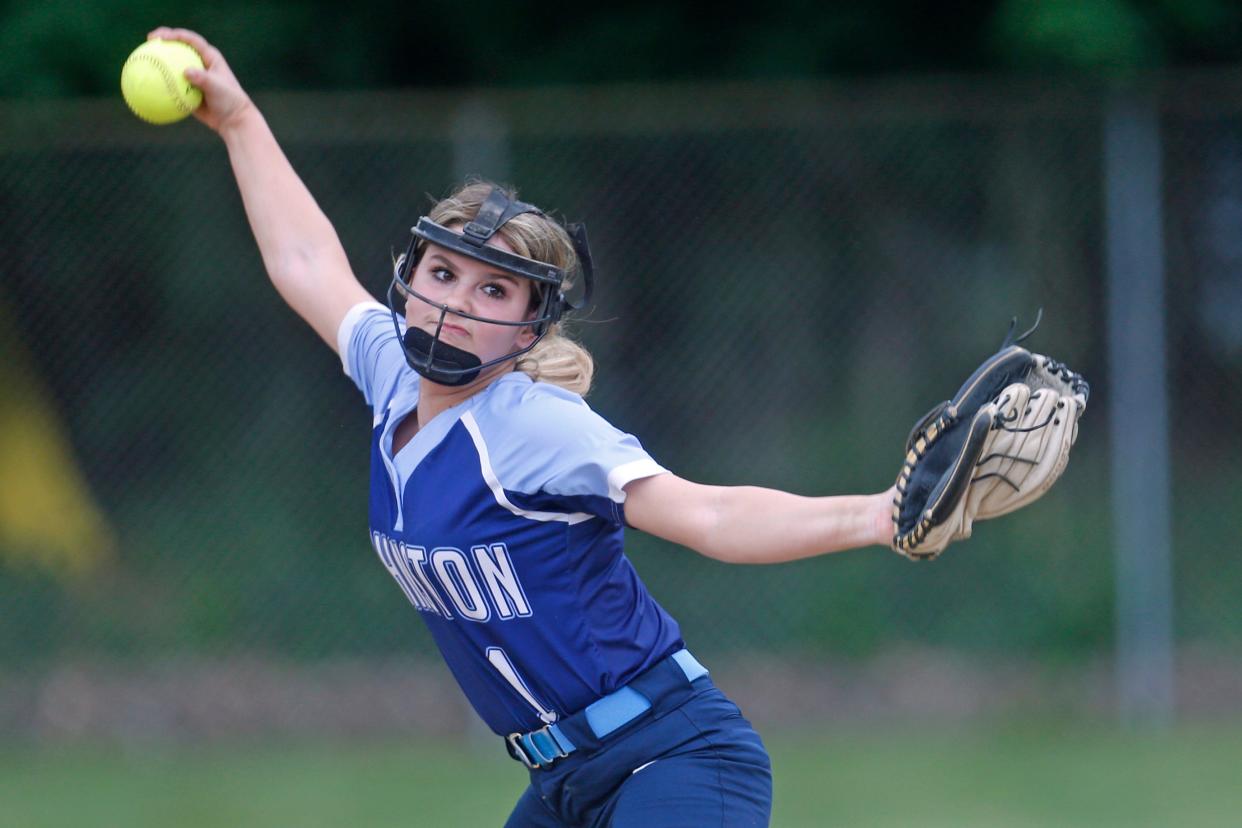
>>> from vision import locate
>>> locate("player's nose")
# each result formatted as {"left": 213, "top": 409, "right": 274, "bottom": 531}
{"left": 444, "top": 279, "right": 476, "bottom": 314}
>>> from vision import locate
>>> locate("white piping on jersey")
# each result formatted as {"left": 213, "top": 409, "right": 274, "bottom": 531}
{"left": 461, "top": 412, "right": 595, "bottom": 525}
{"left": 338, "top": 301, "right": 413, "bottom": 530}
{"left": 382, "top": 399, "right": 406, "bottom": 532}
{"left": 606, "top": 458, "right": 668, "bottom": 502}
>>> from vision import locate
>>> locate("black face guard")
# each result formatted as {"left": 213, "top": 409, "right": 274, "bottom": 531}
{"left": 387, "top": 187, "right": 595, "bottom": 386}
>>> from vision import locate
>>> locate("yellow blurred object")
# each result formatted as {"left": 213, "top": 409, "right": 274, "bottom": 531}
{"left": 0, "top": 307, "right": 115, "bottom": 577}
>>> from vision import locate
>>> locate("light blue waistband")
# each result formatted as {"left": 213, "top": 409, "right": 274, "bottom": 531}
{"left": 585, "top": 649, "right": 708, "bottom": 738}
{"left": 509, "top": 648, "right": 709, "bottom": 769}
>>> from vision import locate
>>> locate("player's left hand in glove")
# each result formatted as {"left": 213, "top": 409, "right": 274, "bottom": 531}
{"left": 891, "top": 312, "right": 1089, "bottom": 560}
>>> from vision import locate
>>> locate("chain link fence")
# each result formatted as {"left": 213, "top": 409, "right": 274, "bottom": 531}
{"left": 2, "top": 74, "right": 1240, "bottom": 739}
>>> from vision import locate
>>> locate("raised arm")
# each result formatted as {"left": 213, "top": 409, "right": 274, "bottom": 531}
{"left": 151, "top": 27, "right": 372, "bottom": 351}
{"left": 623, "top": 473, "right": 895, "bottom": 564}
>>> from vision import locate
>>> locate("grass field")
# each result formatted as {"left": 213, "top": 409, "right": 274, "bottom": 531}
{"left": 3, "top": 720, "right": 1240, "bottom": 827}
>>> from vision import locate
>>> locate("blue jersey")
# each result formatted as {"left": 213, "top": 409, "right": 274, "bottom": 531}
{"left": 338, "top": 303, "right": 685, "bottom": 736}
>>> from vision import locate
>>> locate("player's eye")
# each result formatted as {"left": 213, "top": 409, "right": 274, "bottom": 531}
{"left": 482, "top": 282, "right": 507, "bottom": 300}
{"left": 430, "top": 268, "right": 454, "bottom": 284}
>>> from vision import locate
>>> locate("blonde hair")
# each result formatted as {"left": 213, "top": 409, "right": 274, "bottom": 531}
{"left": 424, "top": 181, "right": 595, "bottom": 396}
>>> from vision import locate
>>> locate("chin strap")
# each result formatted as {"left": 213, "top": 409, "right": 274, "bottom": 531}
{"left": 402, "top": 326, "right": 482, "bottom": 386}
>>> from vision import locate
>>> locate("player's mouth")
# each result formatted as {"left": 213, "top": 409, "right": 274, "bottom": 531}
{"left": 436, "top": 321, "right": 471, "bottom": 339}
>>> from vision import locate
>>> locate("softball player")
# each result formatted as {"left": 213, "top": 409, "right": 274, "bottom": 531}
{"left": 157, "top": 26, "right": 897, "bottom": 827}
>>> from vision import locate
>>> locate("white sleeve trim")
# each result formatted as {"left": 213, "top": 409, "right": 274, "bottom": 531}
{"left": 337, "top": 301, "right": 390, "bottom": 376}
{"left": 607, "top": 459, "right": 668, "bottom": 503}
{"left": 461, "top": 412, "right": 596, "bottom": 525}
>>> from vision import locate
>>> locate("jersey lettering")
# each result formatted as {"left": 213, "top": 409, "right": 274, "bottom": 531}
{"left": 431, "top": 547, "right": 491, "bottom": 621}
{"left": 473, "top": 543, "right": 532, "bottom": 619}
{"left": 402, "top": 544, "right": 454, "bottom": 617}
{"left": 371, "top": 531, "right": 432, "bottom": 612}
{"left": 394, "top": 541, "right": 444, "bottom": 614}
{"left": 370, "top": 530, "right": 532, "bottom": 624}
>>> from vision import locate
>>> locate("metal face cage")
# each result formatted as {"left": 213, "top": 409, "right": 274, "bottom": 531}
{"left": 386, "top": 187, "right": 595, "bottom": 386}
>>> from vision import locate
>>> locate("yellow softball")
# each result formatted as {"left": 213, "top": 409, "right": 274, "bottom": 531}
{"left": 120, "top": 39, "right": 204, "bottom": 125}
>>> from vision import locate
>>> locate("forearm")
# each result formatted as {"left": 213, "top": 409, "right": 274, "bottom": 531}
{"left": 219, "top": 108, "right": 351, "bottom": 295}
{"left": 696, "top": 486, "right": 892, "bottom": 564}
{"left": 146, "top": 27, "right": 369, "bottom": 349}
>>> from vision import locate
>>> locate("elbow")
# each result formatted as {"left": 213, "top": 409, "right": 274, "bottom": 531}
{"left": 696, "top": 545, "right": 753, "bottom": 565}
{"left": 688, "top": 491, "right": 752, "bottom": 564}
{"left": 269, "top": 245, "right": 351, "bottom": 301}
{"left": 267, "top": 247, "right": 315, "bottom": 290}
{"left": 685, "top": 521, "right": 750, "bottom": 566}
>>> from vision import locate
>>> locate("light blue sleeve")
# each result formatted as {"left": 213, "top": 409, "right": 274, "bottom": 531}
{"left": 337, "top": 301, "right": 410, "bottom": 413}
{"left": 477, "top": 380, "right": 667, "bottom": 518}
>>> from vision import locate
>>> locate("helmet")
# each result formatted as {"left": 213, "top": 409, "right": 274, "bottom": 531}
{"left": 387, "top": 186, "right": 595, "bottom": 386}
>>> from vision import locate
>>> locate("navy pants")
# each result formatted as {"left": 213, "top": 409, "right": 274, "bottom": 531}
{"left": 503, "top": 682, "right": 772, "bottom": 827}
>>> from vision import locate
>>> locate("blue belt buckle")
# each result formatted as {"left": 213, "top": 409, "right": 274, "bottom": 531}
{"left": 507, "top": 723, "right": 574, "bottom": 769}
{"left": 506, "top": 732, "right": 539, "bottom": 769}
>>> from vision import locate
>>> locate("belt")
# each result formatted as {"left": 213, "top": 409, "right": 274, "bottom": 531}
{"left": 505, "top": 649, "right": 709, "bottom": 770}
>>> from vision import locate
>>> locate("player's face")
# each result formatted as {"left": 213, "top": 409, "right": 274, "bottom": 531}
{"left": 405, "top": 237, "right": 538, "bottom": 365}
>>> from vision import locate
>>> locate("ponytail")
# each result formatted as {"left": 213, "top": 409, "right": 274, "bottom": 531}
{"left": 516, "top": 325, "right": 594, "bottom": 397}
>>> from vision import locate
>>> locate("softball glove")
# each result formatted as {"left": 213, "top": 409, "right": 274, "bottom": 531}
{"left": 891, "top": 313, "right": 1089, "bottom": 560}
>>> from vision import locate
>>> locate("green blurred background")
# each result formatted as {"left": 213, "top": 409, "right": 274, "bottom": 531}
{"left": 2, "top": 1, "right": 1242, "bottom": 825}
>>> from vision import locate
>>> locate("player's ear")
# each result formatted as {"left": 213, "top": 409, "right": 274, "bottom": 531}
{"left": 516, "top": 286, "right": 542, "bottom": 347}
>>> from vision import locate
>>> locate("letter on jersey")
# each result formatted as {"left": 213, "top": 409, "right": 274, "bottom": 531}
{"left": 371, "top": 531, "right": 534, "bottom": 624}
{"left": 473, "top": 543, "right": 532, "bottom": 619}
{"left": 431, "top": 547, "right": 490, "bottom": 621}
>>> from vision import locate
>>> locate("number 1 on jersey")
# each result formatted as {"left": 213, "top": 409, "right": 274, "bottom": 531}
{"left": 486, "top": 647, "right": 559, "bottom": 724}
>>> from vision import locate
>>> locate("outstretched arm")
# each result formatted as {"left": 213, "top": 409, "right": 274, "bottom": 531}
{"left": 150, "top": 27, "right": 372, "bottom": 351}
{"left": 623, "top": 474, "right": 894, "bottom": 564}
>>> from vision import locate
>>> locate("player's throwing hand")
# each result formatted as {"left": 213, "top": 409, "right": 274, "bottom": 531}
{"left": 146, "top": 28, "right": 253, "bottom": 133}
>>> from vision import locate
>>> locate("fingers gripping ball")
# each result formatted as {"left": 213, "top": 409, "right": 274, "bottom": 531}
{"left": 120, "top": 39, "right": 204, "bottom": 125}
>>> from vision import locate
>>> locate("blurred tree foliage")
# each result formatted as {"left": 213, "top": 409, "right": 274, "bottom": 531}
{"left": 1, "top": 0, "right": 1241, "bottom": 99}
